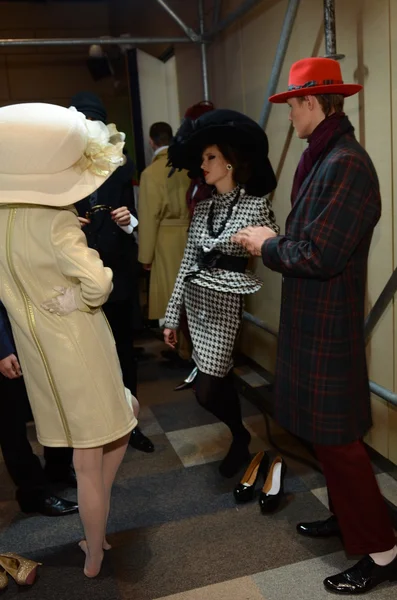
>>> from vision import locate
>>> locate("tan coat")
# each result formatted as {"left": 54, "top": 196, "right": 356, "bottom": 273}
{"left": 138, "top": 149, "right": 190, "bottom": 319}
{"left": 0, "top": 205, "right": 137, "bottom": 448}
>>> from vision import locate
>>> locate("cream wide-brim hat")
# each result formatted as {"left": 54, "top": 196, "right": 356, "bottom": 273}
{"left": 0, "top": 102, "right": 126, "bottom": 207}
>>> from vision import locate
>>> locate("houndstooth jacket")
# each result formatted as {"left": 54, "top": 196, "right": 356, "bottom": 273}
{"left": 164, "top": 188, "right": 279, "bottom": 329}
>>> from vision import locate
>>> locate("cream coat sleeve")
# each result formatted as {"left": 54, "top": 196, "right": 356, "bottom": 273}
{"left": 51, "top": 210, "right": 113, "bottom": 312}
{"left": 138, "top": 168, "right": 163, "bottom": 264}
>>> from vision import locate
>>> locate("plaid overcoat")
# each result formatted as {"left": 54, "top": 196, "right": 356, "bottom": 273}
{"left": 262, "top": 128, "right": 381, "bottom": 445}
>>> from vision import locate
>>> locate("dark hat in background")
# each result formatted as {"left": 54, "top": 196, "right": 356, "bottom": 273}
{"left": 69, "top": 91, "right": 107, "bottom": 123}
{"left": 184, "top": 100, "right": 215, "bottom": 120}
{"left": 168, "top": 108, "right": 277, "bottom": 197}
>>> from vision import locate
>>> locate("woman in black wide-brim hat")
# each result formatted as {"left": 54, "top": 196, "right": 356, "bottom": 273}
{"left": 164, "top": 109, "right": 279, "bottom": 478}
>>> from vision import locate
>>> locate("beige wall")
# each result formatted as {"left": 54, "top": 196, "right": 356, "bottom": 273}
{"left": 0, "top": 2, "right": 140, "bottom": 163}
{"left": 176, "top": 0, "right": 397, "bottom": 463}
{"left": 0, "top": 1, "right": 116, "bottom": 108}
{"left": 175, "top": 44, "right": 203, "bottom": 113}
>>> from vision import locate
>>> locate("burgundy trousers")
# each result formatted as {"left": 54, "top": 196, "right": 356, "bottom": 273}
{"left": 314, "top": 440, "right": 396, "bottom": 555}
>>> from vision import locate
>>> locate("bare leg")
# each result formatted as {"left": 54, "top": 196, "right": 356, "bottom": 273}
{"left": 130, "top": 393, "right": 140, "bottom": 418}
{"left": 73, "top": 447, "right": 105, "bottom": 578}
{"left": 102, "top": 433, "right": 130, "bottom": 549}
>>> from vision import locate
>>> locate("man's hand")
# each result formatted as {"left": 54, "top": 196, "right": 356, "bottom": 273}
{"left": 232, "top": 226, "right": 277, "bottom": 256}
{"left": 164, "top": 328, "right": 177, "bottom": 349}
{"left": 111, "top": 206, "right": 131, "bottom": 227}
{"left": 142, "top": 264, "right": 152, "bottom": 271}
{"left": 78, "top": 217, "right": 91, "bottom": 228}
{"left": 0, "top": 354, "right": 22, "bottom": 379}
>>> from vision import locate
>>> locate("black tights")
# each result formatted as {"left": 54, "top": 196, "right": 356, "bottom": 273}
{"left": 195, "top": 370, "right": 248, "bottom": 441}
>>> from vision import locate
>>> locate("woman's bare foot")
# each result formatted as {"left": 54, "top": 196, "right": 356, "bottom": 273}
{"left": 103, "top": 538, "right": 112, "bottom": 551}
{"left": 78, "top": 540, "right": 104, "bottom": 578}
{"left": 79, "top": 538, "right": 112, "bottom": 551}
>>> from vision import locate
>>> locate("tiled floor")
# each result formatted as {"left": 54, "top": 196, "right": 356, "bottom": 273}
{"left": 0, "top": 334, "right": 396, "bottom": 599}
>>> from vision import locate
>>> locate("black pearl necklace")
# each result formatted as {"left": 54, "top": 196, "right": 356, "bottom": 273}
{"left": 207, "top": 187, "right": 241, "bottom": 239}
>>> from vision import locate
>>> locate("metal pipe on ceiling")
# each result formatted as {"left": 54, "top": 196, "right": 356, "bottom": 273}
{"left": 0, "top": 37, "right": 194, "bottom": 47}
{"left": 258, "top": 0, "right": 300, "bottom": 129}
{"left": 0, "top": 0, "right": 260, "bottom": 48}
{"left": 155, "top": 0, "right": 200, "bottom": 42}
{"left": 213, "top": 0, "right": 222, "bottom": 27}
{"left": 199, "top": 0, "right": 210, "bottom": 101}
{"left": 209, "top": 0, "right": 264, "bottom": 37}
{"left": 323, "top": 0, "right": 345, "bottom": 59}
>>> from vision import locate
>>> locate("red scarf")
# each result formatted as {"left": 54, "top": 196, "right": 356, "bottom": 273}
{"left": 291, "top": 113, "right": 353, "bottom": 205}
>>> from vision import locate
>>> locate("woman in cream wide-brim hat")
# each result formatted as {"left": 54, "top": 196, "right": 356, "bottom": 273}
{"left": 0, "top": 102, "right": 138, "bottom": 578}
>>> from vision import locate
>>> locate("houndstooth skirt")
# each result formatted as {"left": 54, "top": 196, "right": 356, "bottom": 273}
{"left": 184, "top": 281, "right": 243, "bottom": 377}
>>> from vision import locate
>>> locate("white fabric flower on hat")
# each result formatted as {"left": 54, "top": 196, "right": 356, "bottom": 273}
{"left": 70, "top": 107, "right": 126, "bottom": 177}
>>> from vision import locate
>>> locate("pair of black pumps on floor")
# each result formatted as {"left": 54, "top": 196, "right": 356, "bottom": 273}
{"left": 233, "top": 450, "right": 286, "bottom": 513}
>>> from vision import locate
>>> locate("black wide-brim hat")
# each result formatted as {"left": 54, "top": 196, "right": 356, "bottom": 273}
{"left": 167, "top": 109, "right": 277, "bottom": 197}
{"left": 70, "top": 91, "right": 107, "bottom": 123}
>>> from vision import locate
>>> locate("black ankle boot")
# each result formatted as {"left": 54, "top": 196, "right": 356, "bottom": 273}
{"left": 219, "top": 432, "right": 251, "bottom": 478}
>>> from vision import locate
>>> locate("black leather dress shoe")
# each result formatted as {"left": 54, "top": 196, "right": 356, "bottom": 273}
{"left": 297, "top": 515, "right": 340, "bottom": 538}
{"left": 46, "top": 467, "right": 77, "bottom": 489}
{"left": 16, "top": 491, "right": 78, "bottom": 517}
{"left": 129, "top": 426, "right": 154, "bottom": 453}
{"left": 324, "top": 554, "right": 397, "bottom": 594}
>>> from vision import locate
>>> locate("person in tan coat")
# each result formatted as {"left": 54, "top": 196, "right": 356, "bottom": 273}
{"left": 138, "top": 122, "right": 190, "bottom": 342}
{"left": 0, "top": 103, "right": 137, "bottom": 580}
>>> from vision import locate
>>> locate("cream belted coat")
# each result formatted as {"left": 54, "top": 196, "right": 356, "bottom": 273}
{"left": 0, "top": 204, "right": 137, "bottom": 448}
{"left": 138, "top": 149, "right": 190, "bottom": 319}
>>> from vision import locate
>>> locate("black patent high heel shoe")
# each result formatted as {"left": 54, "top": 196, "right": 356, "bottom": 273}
{"left": 233, "top": 451, "right": 269, "bottom": 503}
{"left": 259, "top": 456, "right": 287, "bottom": 514}
{"left": 174, "top": 366, "right": 198, "bottom": 391}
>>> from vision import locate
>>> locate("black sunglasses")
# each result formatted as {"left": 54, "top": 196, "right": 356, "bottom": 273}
{"left": 85, "top": 204, "right": 113, "bottom": 220}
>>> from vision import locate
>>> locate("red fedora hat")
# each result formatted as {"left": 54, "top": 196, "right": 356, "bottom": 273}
{"left": 269, "top": 57, "right": 362, "bottom": 104}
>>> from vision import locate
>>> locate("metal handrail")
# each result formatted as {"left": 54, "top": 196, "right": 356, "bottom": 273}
{"left": 364, "top": 267, "right": 397, "bottom": 342}
{"left": 242, "top": 311, "right": 397, "bottom": 408}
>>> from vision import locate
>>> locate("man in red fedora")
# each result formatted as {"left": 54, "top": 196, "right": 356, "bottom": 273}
{"left": 233, "top": 57, "right": 397, "bottom": 594}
